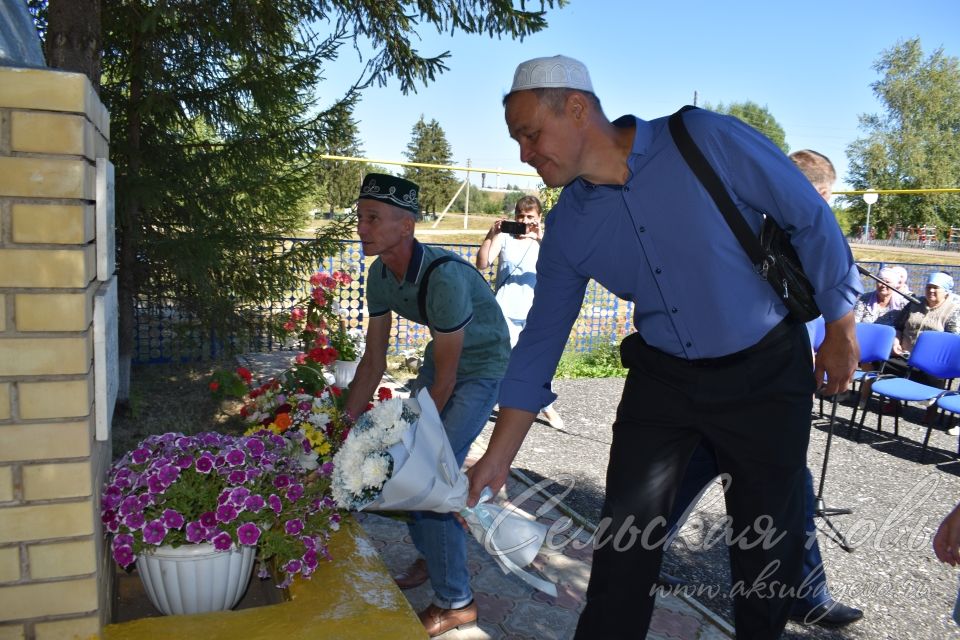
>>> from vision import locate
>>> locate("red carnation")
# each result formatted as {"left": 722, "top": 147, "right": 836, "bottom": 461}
{"left": 377, "top": 387, "right": 393, "bottom": 401}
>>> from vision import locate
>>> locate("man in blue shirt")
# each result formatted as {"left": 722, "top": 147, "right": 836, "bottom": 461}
{"left": 667, "top": 150, "right": 864, "bottom": 630}
{"left": 466, "top": 55, "right": 861, "bottom": 639}
{"left": 344, "top": 174, "right": 510, "bottom": 637}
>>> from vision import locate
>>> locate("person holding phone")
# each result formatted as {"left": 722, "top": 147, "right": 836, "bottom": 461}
{"left": 476, "top": 196, "right": 564, "bottom": 429}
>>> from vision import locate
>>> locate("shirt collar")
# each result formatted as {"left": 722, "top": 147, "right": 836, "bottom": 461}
{"left": 562, "top": 115, "right": 653, "bottom": 211}
{"left": 379, "top": 238, "right": 425, "bottom": 284}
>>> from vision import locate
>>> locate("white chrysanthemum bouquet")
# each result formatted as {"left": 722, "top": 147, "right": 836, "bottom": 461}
{"left": 330, "top": 389, "right": 556, "bottom": 595}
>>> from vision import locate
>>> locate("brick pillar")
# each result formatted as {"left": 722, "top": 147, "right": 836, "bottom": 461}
{"left": 0, "top": 67, "right": 112, "bottom": 640}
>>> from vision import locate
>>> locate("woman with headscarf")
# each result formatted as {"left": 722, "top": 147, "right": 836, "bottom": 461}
{"left": 893, "top": 271, "right": 960, "bottom": 358}
{"left": 854, "top": 266, "right": 908, "bottom": 325}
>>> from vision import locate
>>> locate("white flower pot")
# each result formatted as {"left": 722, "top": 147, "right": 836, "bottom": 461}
{"left": 333, "top": 359, "right": 359, "bottom": 388}
{"left": 136, "top": 543, "right": 256, "bottom": 616}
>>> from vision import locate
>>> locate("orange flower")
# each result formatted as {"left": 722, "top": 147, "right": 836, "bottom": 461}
{"left": 273, "top": 412, "right": 292, "bottom": 432}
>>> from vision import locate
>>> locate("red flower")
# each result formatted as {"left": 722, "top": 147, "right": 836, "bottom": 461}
{"left": 283, "top": 321, "right": 296, "bottom": 331}
{"left": 307, "top": 346, "right": 337, "bottom": 366}
{"left": 311, "top": 288, "right": 327, "bottom": 306}
{"left": 290, "top": 307, "right": 306, "bottom": 321}
{"left": 314, "top": 335, "right": 329, "bottom": 347}
{"left": 309, "top": 272, "right": 325, "bottom": 287}
{"left": 329, "top": 386, "right": 342, "bottom": 397}
{"left": 209, "top": 381, "right": 220, "bottom": 392}
{"left": 294, "top": 353, "right": 307, "bottom": 365}
{"left": 320, "top": 274, "right": 337, "bottom": 289}
{"left": 377, "top": 387, "right": 393, "bottom": 401}
{"left": 236, "top": 367, "right": 252, "bottom": 383}
{"left": 333, "top": 271, "right": 353, "bottom": 285}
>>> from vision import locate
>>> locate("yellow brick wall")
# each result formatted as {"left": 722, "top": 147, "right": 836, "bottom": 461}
{"left": 0, "top": 64, "right": 111, "bottom": 635}
{"left": 0, "top": 578, "right": 99, "bottom": 621}
{"left": 34, "top": 616, "right": 100, "bottom": 640}
{"left": 10, "top": 112, "right": 89, "bottom": 157}
{"left": 0, "top": 246, "right": 96, "bottom": 288}
{"left": 27, "top": 540, "right": 96, "bottom": 579}
{"left": 18, "top": 380, "right": 93, "bottom": 420}
{"left": 11, "top": 204, "right": 95, "bottom": 245}
{"left": 14, "top": 290, "right": 94, "bottom": 333}
{"left": 0, "top": 466, "right": 12, "bottom": 503}
{"left": 0, "top": 384, "right": 9, "bottom": 421}
{"left": 0, "top": 546, "right": 19, "bottom": 582}
{"left": 0, "top": 624, "right": 25, "bottom": 640}
{"left": 22, "top": 462, "right": 92, "bottom": 501}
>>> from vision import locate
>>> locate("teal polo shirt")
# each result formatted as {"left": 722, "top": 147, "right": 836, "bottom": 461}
{"left": 367, "top": 240, "right": 510, "bottom": 380}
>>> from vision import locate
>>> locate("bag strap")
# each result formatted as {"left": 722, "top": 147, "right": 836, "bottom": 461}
{"left": 417, "top": 255, "right": 477, "bottom": 326}
{"left": 667, "top": 106, "right": 768, "bottom": 268}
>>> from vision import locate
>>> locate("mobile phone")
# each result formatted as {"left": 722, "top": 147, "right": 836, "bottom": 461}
{"left": 499, "top": 221, "right": 528, "bottom": 235}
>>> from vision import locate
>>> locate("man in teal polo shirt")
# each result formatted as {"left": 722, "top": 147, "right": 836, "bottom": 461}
{"left": 344, "top": 173, "right": 510, "bottom": 637}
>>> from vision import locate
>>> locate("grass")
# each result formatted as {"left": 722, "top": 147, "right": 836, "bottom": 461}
{"left": 112, "top": 361, "right": 246, "bottom": 459}
{"left": 555, "top": 342, "right": 627, "bottom": 379}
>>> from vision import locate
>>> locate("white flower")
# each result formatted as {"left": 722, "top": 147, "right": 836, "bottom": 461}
{"left": 330, "top": 398, "right": 417, "bottom": 509}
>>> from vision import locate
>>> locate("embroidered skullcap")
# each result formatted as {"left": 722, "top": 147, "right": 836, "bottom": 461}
{"left": 510, "top": 55, "right": 594, "bottom": 93}
{"left": 927, "top": 271, "right": 954, "bottom": 291}
{"left": 358, "top": 173, "right": 419, "bottom": 215}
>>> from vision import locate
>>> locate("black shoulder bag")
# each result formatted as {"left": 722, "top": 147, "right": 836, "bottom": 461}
{"left": 668, "top": 105, "right": 821, "bottom": 323}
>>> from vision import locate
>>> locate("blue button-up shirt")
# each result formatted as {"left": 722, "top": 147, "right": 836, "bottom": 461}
{"left": 499, "top": 109, "right": 862, "bottom": 413}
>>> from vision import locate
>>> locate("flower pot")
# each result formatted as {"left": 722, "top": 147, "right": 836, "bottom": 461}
{"left": 333, "top": 359, "right": 359, "bottom": 388}
{"left": 136, "top": 543, "right": 256, "bottom": 616}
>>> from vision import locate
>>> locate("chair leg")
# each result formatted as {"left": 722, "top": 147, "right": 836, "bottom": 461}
{"left": 876, "top": 396, "right": 884, "bottom": 436}
{"left": 921, "top": 417, "right": 935, "bottom": 463}
{"left": 856, "top": 395, "right": 871, "bottom": 442}
{"left": 893, "top": 401, "right": 900, "bottom": 438}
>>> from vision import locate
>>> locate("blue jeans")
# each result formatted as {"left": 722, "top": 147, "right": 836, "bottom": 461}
{"left": 407, "top": 372, "right": 500, "bottom": 609}
{"left": 667, "top": 443, "right": 832, "bottom": 612}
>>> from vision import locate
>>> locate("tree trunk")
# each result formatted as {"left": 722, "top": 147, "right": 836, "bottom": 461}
{"left": 116, "top": 31, "right": 143, "bottom": 404}
{"left": 45, "top": 0, "right": 102, "bottom": 92}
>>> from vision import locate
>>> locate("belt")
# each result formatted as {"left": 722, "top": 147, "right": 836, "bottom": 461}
{"left": 633, "top": 320, "right": 797, "bottom": 370}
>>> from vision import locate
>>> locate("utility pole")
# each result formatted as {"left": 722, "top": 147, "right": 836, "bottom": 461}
{"left": 693, "top": 90, "right": 698, "bottom": 107}
{"left": 464, "top": 158, "right": 471, "bottom": 229}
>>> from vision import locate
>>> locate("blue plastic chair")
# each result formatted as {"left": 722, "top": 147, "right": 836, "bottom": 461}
{"left": 858, "top": 331, "right": 960, "bottom": 441}
{"left": 816, "top": 321, "right": 895, "bottom": 424}
{"left": 928, "top": 392, "right": 960, "bottom": 461}
{"left": 847, "top": 323, "right": 897, "bottom": 428}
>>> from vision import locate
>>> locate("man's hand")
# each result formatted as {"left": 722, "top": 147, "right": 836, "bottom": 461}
{"left": 465, "top": 407, "right": 536, "bottom": 507}
{"left": 934, "top": 502, "right": 960, "bottom": 566}
{"left": 465, "top": 452, "right": 513, "bottom": 508}
{"left": 814, "top": 310, "right": 859, "bottom": 396}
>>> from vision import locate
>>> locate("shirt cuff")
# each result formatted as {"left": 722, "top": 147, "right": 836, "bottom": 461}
{"left": 814, "top": 264, "right": 862, "bottom": 323}
{"left": 497, "top": 378, "right": 557, "bottom": 414}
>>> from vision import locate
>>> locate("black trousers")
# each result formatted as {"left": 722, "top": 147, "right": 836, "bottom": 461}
{"left": 574, "top": 322, "right": 814, "bottom": 640}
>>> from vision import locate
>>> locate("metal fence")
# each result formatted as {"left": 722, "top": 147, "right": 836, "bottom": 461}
{"left": 132, "top": 239, "right": 632, "bottom": 363}
{"left": 131, "top": 241, "right": 960, "bottom": 364}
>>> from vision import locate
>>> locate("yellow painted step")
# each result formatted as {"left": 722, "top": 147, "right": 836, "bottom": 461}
{"left": 102, "top": 517, "right": 427, "bottom": 640}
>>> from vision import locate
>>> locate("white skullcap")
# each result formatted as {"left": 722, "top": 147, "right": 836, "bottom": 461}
{"left": 927, "top": 272, "right": 954, "bottom": 291}
{"left": 510, "top": 55, "right": 594, "bottom": 93}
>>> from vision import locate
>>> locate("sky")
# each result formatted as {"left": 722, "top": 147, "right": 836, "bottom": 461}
{"left": 317, "top": 0, "right": 960, "bottom": 193}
